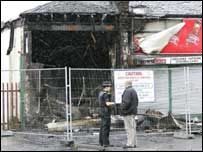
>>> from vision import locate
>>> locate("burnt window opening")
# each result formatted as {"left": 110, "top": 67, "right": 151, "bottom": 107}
{"left": 31, "top": 31, "right": 116, "bottom": 68}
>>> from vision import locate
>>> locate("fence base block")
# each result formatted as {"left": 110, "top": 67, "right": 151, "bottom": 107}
{"left": 173, "top": 132, "right": 195, "bottom": 139}
{"left": 60, "top": 140, "right": 74, "bottom": 146}
{"left": 1, "top": 130, "right": 14, "bottom": 137}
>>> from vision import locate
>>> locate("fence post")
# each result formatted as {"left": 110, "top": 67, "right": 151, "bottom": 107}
{"left": 15, "top": 83, "right": 18, "bottom": 120}
{"left": 11, "top": 83, "right": 14, "bottom": 128}
{"left": 7, "top": 83, "right": 10, "bottom": 130}
{"left": 2, "top": 83, "right": 5, "bottom": 130}
{"left": 168, "top": 68, "right": 172, "bottom": 114}
{"left": 187, "top": 67, "right": 191, "bottom": 135}
{"left": 69, "top": 67, "right": 73, "bottom": 141}
{"left": 65, "top": 66, "right": 70, "bottom": 141}
{"left": 184, "top": 66, "right": 188, "bottom": 135}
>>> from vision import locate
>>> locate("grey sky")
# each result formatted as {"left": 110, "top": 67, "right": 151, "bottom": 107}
{"left": 1, "top": 1, "right": 51, "bottom": 22}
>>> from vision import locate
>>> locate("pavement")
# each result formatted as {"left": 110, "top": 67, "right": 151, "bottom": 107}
{"left": 1, "top": 131, "right": 202, "bottom": 151}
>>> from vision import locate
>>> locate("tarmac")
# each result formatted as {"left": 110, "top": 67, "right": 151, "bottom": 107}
{"left": 1, "top": 130, "right": 202, "bottom": 151}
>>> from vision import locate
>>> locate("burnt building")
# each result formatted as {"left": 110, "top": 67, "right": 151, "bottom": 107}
{"left": 1, "top": 1, "right": 201, "bottom": 129}
{"left": 18, "top": 1, "right": 130, "bottom": 69}
{"left": 1, "top": 1, "right": 132, "bottom": 128}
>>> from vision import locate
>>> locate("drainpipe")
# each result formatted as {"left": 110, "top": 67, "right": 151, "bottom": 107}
{"left": 6, "top": 22, "right": 15, "bottom": 55}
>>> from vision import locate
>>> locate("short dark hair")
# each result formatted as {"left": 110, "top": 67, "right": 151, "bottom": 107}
{"left": 102, "top": 81, "right": 112, "bottom": 87}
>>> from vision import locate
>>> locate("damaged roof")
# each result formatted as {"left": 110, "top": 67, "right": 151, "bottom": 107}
{"left": 20, "top": 1, "right": 119, "bottom": 16}
{"left": 130, "top": 1, "right": 202, "bottom": 17}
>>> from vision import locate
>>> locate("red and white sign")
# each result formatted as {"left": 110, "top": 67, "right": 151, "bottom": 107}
{"left": 134, "top": 19, "right": 202, "bottom": 54}
{"left": 138, "top": 56, "right": 202, "bottom": 65}
{"left": 161, "top": 19, "right": 202, "bottom": 54}
{"left": 170, "top": 56, "right": 202, "bottom": 64}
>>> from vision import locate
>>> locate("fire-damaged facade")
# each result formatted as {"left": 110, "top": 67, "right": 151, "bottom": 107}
{"left": 1, "top": 1, "right": 202, "bottom": 129}
{"left": 1, "top": 1, "right": 132, "bottom": 128}
{"left": 3, "top": 1, "right": 201, "bottom": 71}
{"left": 12, "top": 1, "right": 120, "bottom": 69}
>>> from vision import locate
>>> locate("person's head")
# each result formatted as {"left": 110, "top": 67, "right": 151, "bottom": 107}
{"left": 125, "top": 80, "right": 132, "bottom": 88}
{"left": 102, "top": 81, "right": 112, "bottom": 92}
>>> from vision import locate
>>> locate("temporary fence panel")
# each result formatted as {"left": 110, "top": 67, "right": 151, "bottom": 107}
{"left": 187, "top": 67, "right": 202, "bottom": 134}
{"left": 69, "top": 67, "right": 202, "bottom": 132}
{"left": 1, "top": 66, "right": 201, "bottom": 138}
{"left": 138, "top": 68, "right": 169, "bottom": 115}
{"left": 1, "top": 67, "right": 73, "bottom": 142}
{"left": 70, "top": 68, "right": 113, "bottom": 108}
{"left": 188, "top": 67, "right": 202, "bottom": 115}
{"left": 171, "top": 68, "right": 186, "bottom": 115}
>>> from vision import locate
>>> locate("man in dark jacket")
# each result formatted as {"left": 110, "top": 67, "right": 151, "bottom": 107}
{"left": 98, "top": 81, "right": 114, "bottom": 148}
{"left": 121, "top": 80, "right": 139, "bottom": 148}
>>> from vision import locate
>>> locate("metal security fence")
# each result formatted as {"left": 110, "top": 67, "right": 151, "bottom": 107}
{"left": 70, "top": 68, "right": 113, "bottom": 107}
{"left": 184, "top": 67, "right": 202, "bottom": 134}
{"left": 1, "top": 66, "right": 201, "bottom": 140}
{"left": 1, "top": 67, "right": 73, "bottom": 141}
{"left": 69, "top": 66, "right": 202, "bottom": 134}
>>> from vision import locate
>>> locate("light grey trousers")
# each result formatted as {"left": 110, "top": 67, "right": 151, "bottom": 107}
{"left": 123, "top": 115, "right": 137, "bottom": 146}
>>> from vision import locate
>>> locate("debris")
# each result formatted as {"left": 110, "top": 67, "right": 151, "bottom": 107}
{"left": 139, "top": 116, "right": 160, "bottom": 130}
{"left": 90, "top": 32, "right": 96, "bottom": 43}
{"left": 73, "top": 128, "right": 81, "bottom": 133}
{"left": 72, "top": 119, "right": 100, "bottom": 127}
{"left": 46, "top": 121, "right": 69, "bottom": 132}
{"left": 159, "top": 113, "right": 183, "bottom": 129}
{"left": 175, "top": 116, "right": 202, "bottom": 134}
{"left": 111, "top": 115, "right": 124, "bottom": 128}
{"left": 60, "top": 140, "right": 75, "bottom": 147}
{"left": 32, "top": 31, "right": 113, "bottom": 68}
{"left": 145, "top": 130, "right": 153, "bottom": 133}
{"left": 137, "top": 110, "right": 184, "bottom": 131}
{"left": 46, "top": 119, "right": 100, "bottom": 132}
{"left": 78, "top": 76, "right": 86, "bottom": 107}
{"left": 192, "top": 117, "right": 201, "bottom": 123}
{"left": 85, "top": 116, "right": 92, "bottom": 120}
{"left": 145, "top": 109, "right": 163, "bottom": 118}
{"left": 92, "top": 113, "right": 99, "bottom": 118}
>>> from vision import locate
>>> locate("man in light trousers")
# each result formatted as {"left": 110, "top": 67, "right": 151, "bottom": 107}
{"left": 121, "top": 80, "right": 139, "bottom": 148}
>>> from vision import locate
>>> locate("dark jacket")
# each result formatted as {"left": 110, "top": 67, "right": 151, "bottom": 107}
{"left": 98, "top": 91, "right": 111, "bottom": 118}
{"left": 121, "top": 86, "right": 138, "bottom": 116}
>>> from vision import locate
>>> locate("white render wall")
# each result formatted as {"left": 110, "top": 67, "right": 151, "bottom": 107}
{"left": 1, "top": 26, "right": 23, "bottom": 127}
{"left": 1, "top": 27, "right": 23, "bottom": 83}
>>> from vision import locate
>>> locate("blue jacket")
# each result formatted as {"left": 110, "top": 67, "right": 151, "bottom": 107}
{"left": 121, "top": 86, "right": 139, "bottom": 115}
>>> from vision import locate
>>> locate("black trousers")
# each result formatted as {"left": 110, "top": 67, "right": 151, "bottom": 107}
{"left": 99, "top": 117, "right": 111, "bottom": 146}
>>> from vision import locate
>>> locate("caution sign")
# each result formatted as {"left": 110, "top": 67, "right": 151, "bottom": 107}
{"left": 114, "top": 70, "right": 155, "bottom": 103}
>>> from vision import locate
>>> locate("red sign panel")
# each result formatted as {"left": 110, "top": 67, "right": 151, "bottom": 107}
{"left": 161, "top": 19, "right": 202, "bottom": 54}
